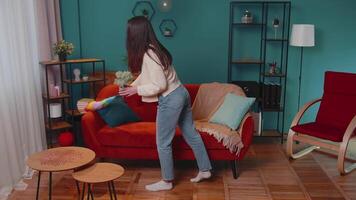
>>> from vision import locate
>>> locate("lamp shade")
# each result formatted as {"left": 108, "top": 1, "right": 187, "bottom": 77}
{"left": 290, "top": 24, "right": 315, "bottom": 47}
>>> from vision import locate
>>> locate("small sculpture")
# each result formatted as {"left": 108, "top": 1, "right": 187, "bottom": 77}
{"left": 272, "top": 18, "right": 280, "bottom": 39}
{"left": 73, "top": 68, "right": 81, "bottom": 81}
{"left": 269, "top": 61, "right": 277, "bottom": 74}
{"left": 82, "top": 74, "right": 89, "bottom": 81}
{"left": 54, "top": 86, "right": 60, "bottom": 96}
{"left": 241, "top": 10, "right": 253, "bottom": 24}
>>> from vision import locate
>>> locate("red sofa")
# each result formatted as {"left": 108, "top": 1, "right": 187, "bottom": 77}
{"left": 81, "top": 84, "right": 254, "bottom": 178}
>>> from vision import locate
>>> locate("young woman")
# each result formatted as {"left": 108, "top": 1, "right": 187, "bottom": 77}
{"left": 119, "top": 16, "right": 212, "bottom": 191}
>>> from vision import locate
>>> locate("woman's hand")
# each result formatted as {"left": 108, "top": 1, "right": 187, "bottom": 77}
{"left": 119, "top": 86, "right": 138, "bottom": 97}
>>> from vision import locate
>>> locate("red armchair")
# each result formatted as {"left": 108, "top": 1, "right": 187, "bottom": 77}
{"left": 81, "top": 84, "right": 254, "bottom": 179}
{"left": 286, "top": 71, "right": 356, "bottom": 175}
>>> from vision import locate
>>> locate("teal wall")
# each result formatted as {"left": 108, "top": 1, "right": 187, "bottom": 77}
{"left": 60, "top": 0, "right": 356, "bottom": 132}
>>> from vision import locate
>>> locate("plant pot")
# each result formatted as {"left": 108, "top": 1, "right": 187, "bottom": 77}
{"left": 164, "top": 30, "right": 172, "bottom": 37}
{"left": 58, "top": 54, "right": 67, "bottom": 61}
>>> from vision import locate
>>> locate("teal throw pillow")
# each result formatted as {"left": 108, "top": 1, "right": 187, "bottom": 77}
{"left": 209, "top": 93, "right": 255, "bottom": 130}
{"left": 98, "top": 96, "right": 140, "bottom": 127}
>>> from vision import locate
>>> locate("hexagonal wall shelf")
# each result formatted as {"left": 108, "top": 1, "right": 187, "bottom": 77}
{"left": 159, "top": 19, "right": 177, "bottom": 37}
{"left": 132, "top": 1, "right": 155, "bottom": 21}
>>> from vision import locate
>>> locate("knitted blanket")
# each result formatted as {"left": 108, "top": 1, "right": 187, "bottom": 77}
{"left": 192, "top": 82, "right": 248, "bottom": 154}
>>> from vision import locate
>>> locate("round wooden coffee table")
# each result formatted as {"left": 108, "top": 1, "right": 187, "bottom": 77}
{"left": 72, "top": 163, "right": 124, "bottom": 200}
{"left": 26, "top": 147, "right": 95, "bottom": 200}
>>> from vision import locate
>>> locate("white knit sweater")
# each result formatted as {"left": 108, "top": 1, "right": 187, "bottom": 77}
{"left": 130, "top": 49, "right": 181, "bottom": 102}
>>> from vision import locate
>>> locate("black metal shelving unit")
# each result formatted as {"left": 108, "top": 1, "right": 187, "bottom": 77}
{"left": 40, "top": 58, "right": 106, "bottom": 147}
{"left": 228, "top": 1, "right": 291, "bottom": 143}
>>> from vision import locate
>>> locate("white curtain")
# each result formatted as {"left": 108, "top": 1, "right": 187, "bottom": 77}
{"left": 0, "top": 0, "right": 61, "bottom": 198}
{"left": 36, "top": 0, "right": 63, "bottom": 87}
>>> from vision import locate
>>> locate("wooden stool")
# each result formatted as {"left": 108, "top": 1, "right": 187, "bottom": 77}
{"left": 73, "top": 163, "right": 124, "bottom": 200}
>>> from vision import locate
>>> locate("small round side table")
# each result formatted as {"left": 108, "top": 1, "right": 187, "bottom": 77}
{"left": 26, "top": 147, "right": 96, "bottom": 200}
{"left": 72, "top": 163, "right": 124, "bottom": 200}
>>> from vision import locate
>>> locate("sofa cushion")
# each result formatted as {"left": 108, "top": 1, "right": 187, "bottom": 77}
{"left": 291, "top": 122, "right": 345, "bottom": 142}
{"left": 97, "top": 122, "right": 226, "bottom": 150}
{"left": 209, "top": 93, "right": 255, "bottom": 130}
{"left": 95, "top": 84, "right": 200, "bottom": 122}
{"left": 97, "top": 96, "right": 140, "bottom": 127}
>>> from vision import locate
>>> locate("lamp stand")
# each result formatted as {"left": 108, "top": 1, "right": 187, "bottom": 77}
{"left": 297, "top": 47, "right": 304, "bottom": 110}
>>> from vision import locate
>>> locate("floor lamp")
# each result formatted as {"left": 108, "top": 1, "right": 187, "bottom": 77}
{"left": 290, "top": 24, "right": 315, "bottom": 110}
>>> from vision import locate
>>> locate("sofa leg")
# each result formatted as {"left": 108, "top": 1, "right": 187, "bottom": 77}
{"left": 230, "top": 160, "right": 239, "bottom": 179}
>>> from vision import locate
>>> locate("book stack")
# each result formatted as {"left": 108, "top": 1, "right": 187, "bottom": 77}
{"left": 262, "top": 82, "right": 281, "bottom": 109}
{"left": 77, "top": 98, "right": 94, "bottom": 114}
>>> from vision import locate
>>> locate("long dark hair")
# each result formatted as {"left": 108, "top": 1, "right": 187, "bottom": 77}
{"left": 126, "top": 16, "right": 172, "bottom": 73}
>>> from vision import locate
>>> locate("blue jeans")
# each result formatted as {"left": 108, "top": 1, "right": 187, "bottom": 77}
{"left": 156, "top": 85, "right": 212, "bottom": 181}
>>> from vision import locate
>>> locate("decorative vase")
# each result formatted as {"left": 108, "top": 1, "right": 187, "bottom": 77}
{"left": 164, "top": 29, "right": 172, "bottom": 37}
{"left": 49, "top": 103, "right": 62, "bottom": 118}
{"left": 58, "top": 53, "right": 67, "bottom": 61}
{"left": 269, "top": 62, "right": 277, "bottom": 74}
{"left": 241, "top": 10, "right": 253, "bottom": 24}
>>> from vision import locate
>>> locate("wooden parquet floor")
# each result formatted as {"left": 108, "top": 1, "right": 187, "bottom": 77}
{"left": 9, "top": 139, "right": 356, "bottom": 200}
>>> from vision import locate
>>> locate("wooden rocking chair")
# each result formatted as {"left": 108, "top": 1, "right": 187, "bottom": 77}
{"left": 286, "top": 71, "right": 356, "bottom": 175}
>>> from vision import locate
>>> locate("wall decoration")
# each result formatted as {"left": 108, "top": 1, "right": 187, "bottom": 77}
{"left": 159, "top": 19, "right": 177, "bottom": 37}
{"left": 132, "top": 1, "right": 155, "bottom": 21}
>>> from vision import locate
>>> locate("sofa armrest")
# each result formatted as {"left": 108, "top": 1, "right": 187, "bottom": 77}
{"left": 237, "top": 113, "right": 254, "bottom": 158}
{"left": 81, "top": 111, "right": 105, "bottom": 150}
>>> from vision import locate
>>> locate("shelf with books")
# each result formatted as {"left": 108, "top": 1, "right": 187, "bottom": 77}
{"left": 65, "top": 109, "right": 84, "bottom": 117}
{"left": 63, "top": 76, "right": 106, "bottom": 84}
{"left": 40, "top": 58, "right": 106, "bottom": 147}
{"left": 263, "top": 38, "right": 288, "bottom": 42}
{"left": 45, "top": 120, "right": 72, "bottom": 131}
{"left": 233, "top": 22, "right": 265, "bottom": 26}
{"left": 40, "top": 58, "right": 103, "bottom": 66}
{"left": 262, "top": 73, "right": 286, "bottom": 77}
{"left": 262, "top": 106, "right": 284, "bottom": 112}
{"left": 231, "top": 59, "right": 264, "bottom": 65}
{"left": 228, "top": 1, "right": 291, "bottom": 143}
{"left": 42, "top": 93, "right": 70, "bottom": 101}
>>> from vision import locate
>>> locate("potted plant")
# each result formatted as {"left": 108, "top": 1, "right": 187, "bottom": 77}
{"left": 142, "top": 9, "right": 149, "bottom": 18}
{"left": 114, "top": 71, "right": 133, "bottom": 89}
{"left": 53, "top": 40, "right": 74, "bottom": 61}
{"left": 163, "top": 27, "right": 172, "bottom": 37}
